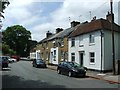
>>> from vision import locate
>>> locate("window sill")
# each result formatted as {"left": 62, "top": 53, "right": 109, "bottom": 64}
{"left": 89, "top": 63, "right": 95, "bottom": 65}
{"left": 89, "top": 43, "right": 95, "bottom": 46}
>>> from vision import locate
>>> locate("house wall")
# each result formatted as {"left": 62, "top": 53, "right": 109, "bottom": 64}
{"left": 50, "top": 47, "right": 58, "bottom": 64}
{"left": 49, "top": 37, "right": 68, "bottom": 64}
{"left": 104, "top": 30, "right": 120, "bottom": 70}
{"left": 118, "top": 32, "right": 120, "bottom": 60}
{"left": 59, "top": 37, "right": 68, "bottom": 62}
{"left": 68, "top": 31, "right": 102, "bottom": 71}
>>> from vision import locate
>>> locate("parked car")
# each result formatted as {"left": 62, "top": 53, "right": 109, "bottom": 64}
{"left": 11, "top": 55, "right": 20, "bottom": 61}
{"left": 7, "top": 56, "right": 16, "bottom": 63}
{"left": 57, "top": 61, "right": 86, "bottom": 77}
{"left": 32, "top": 59, "right": 47, "bottom": 68}
{"left": 0, "top": 56, "right": 9, "bottom": 68}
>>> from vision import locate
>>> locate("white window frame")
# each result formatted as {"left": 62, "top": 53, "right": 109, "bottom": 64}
{"left": 89, "top": 52, "right": 95, "bottom": 64}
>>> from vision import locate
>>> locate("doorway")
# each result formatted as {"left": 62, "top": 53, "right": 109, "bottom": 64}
{"left": 79, "top": 51, "right": 84, "bottom": 66}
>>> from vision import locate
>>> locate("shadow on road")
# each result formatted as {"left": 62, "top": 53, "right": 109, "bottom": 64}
{"left": 2, "top": 74, "right": 71, "bottom": 89}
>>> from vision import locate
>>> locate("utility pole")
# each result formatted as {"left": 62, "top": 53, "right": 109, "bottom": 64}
{"left": 110, "top": 0, "right": 115, "bottom": 75}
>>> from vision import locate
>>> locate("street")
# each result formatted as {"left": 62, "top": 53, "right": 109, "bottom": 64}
{"left": 2, "top": 61, "right": 119, "bottom": 88}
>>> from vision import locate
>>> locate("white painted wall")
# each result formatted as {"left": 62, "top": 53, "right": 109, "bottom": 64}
{"left": 117, "top": 32, "right": 120, "bottom": 60}
{"left": 104, "top": 30, "right": 120, "bottom": 70}
{"left": 68, "top": 30, "right": 120, "bottom": 71}
{"left": 68, "top": 31, "right": 102, "bottom": 70}
{"left": 36, "top": 50, "right": 41, "bottom": 59}
{"left": 50, "top": 47, "right": 58, "bottom": 64}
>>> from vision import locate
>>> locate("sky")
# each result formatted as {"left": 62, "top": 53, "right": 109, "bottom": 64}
{"left": 1, "top": 0, "right": 120, "bottom": 42}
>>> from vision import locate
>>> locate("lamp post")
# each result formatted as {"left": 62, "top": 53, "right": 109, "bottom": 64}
{"left": 110, "top": 0, "right": 115, "bottom": 75}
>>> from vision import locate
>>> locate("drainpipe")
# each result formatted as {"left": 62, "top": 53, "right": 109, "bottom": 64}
{"left": 100, "top": 30, "right": 104, "bottom": 73}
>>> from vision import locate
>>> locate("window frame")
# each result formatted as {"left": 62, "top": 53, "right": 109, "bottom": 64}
{"left": 71, "top": 38, "right": 75, "bottom": 47}
{"left": 89, "top": 34, "right": 95, "bottom": 44}
{"left": 71, "top": 53, "right": 75, "bottom": 62}
{"left": 79, "top": 35, "right": 84, "bottom": 47}
{"left": 89, "top": 52, "right": 95, "bottom": 64}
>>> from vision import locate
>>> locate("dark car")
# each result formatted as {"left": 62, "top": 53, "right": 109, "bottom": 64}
{"left": 0, "top": 56, "right": 9, "bottom": 68}
{"left": 32, "top": 59, "right": 47, "bottom": 68}
{"left": 57, "top": 61, "right": 86, "bottom": 77}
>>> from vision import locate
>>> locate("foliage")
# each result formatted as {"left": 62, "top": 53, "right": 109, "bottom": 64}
{"left": 2, "top": 25, "right": 31, "bottom": 56}
{"left": 1, "top": 43, "right": 16, "bottom": 55}
{"left": 0, "top": 0, "right": 10, "bottom": 13}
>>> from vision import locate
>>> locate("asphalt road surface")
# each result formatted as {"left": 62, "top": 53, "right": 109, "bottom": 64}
{"left": 2, "top": 61, "right": 119, "bottom": 89}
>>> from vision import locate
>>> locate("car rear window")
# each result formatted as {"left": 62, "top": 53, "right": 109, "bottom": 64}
{"left": 1, "top": 57, "right": 8, "bottom": 61}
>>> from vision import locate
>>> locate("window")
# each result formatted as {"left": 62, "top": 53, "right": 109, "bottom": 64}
{"left": 71, "top": 38, "right": 75, "bottom": 47}
{"left": 46, "top": 52, "right": 48, "bottom": 60}
{"left": 54, "top": 50, "right": 56, "bottom": 61}
{"left": 46, "top": 42, "right": 48, "bottom": 49}
{"left": 61, "top": 38, "right": 64, "bottom": 47}
{"left": 89, "top": 52, "right": 95, "bottom": 64}
{"left": 61, "top": 50, "right": 64, "bottom": 59}
{"left": 53, "top": 41, "right": 56, "bottom": 47}
{"left": 89, "top": 34, "right": 95, "bottom": 43}
{"left": 79, "top": 36, "right": 84, "bottom": 47}
{"left": 71, "top": 53, "right": 75, "bottom": 61}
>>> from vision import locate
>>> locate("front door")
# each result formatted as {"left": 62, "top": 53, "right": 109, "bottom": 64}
{"left": 79, "top": 52, "right": 84, "bottom": 66}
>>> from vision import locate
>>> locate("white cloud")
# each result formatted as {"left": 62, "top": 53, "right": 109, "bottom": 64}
{"left": 2, "top": 0, "right": 119, "bottom": 42}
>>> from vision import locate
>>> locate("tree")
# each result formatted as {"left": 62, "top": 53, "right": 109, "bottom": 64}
{"left": 0, "top": 43, "right": 16, "bottom": 55}
{"left": 2, "top": 25, "right": 31, "bottom": 57}
{"left": 0, "top": 0, "right": 10, "bottom": 29}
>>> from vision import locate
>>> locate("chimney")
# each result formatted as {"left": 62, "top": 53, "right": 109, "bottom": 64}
{"left": 91, "top": 16, "right": 96, "bottom": 21}
{"left": 56, "top": 28, "right": 63, "bottom": 33}
{"left": 71, "top": 21, "right": 80, "bottom": 27}
{"left": 106, "top": 11, "right": 114, "bottom": 23}
{"left": 46, "top": 31, "right": 52, "bottom": 38}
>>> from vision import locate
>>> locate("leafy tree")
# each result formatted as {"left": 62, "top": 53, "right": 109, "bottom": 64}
{"left": 0, "top": 43, "right": 16, "bottom": 55}
{"left": 2, "top": 25, "right": 31, "bottom": 57}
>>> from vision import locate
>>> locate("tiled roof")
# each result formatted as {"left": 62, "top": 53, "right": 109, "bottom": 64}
{"left": 47, "top": 26, "right": 77, "bottom": 41}
{"left": 69, "top": 18, "right": 120, "bottom": 38}
{"left": 38, "top": 34, "right": 55, "bottom": 44}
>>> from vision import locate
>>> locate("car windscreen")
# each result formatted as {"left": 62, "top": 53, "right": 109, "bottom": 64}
{"left": 69, "top": 62, "right": 81, "bottom": 68}
{"left": 36, "top": 59, "right": 45, "bottom": 63}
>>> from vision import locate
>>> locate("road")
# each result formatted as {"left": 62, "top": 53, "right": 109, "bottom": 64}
{"left": 2, "top": 61, "right": 119, "bottom": 88}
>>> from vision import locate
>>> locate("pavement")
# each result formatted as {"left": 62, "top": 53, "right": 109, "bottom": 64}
{"left": 47, "top": 65, "right": 120, "bottom": 84}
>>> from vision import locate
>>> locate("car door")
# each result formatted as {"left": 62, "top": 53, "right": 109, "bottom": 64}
{"left": 63, "top": 62, "right": 70, "bottom": 75}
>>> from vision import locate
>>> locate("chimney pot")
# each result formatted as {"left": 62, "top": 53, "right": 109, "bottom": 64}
{"left": 106, "top": 11, "right": 114, "bottom": 23}
{"left": 46, "top": 31, "right": 52, "bottom": 38}
{"left": 56, "top": 28, "right": 63, "bottom": 33}
{"left": 71, "top": 21, "right": 80, "bottom": 27}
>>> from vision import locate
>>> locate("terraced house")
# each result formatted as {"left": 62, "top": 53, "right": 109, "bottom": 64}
{"left": 36, "top": 21, "right": 80, "bottom": 65}
{"left": 68, "top": 12, "right": 120, "bottom": 72}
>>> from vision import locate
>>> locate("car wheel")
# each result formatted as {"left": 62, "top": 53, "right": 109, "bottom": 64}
{"left": 57, "top": 69, "right": 61, "bottom": 74}
{"left": 68, "top": 71, "right": 72, "bottom": 77}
